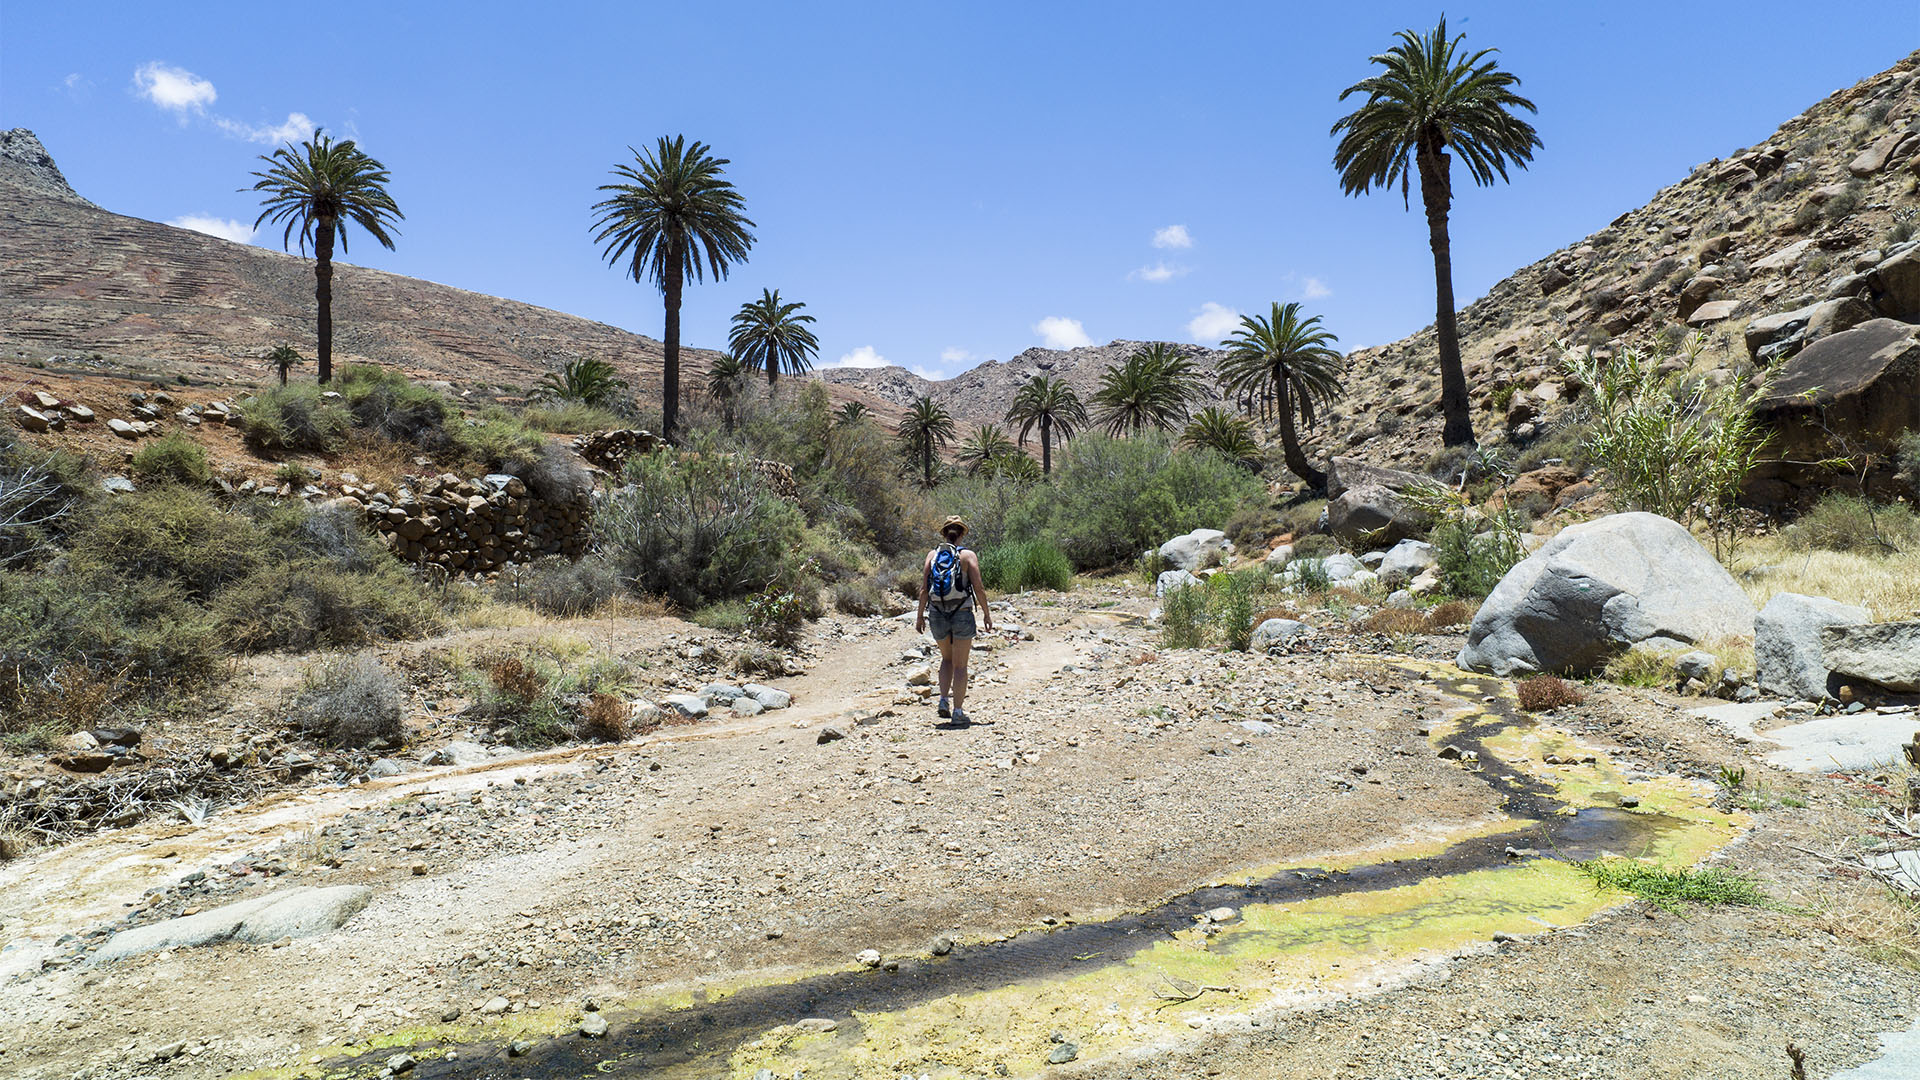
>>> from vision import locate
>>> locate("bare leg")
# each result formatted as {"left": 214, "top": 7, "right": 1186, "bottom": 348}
{"left": 950, "top": 637, "right": 974, "bottom": 712}
{"left": 936, "top": 636, "right": 955, "bottom": 700}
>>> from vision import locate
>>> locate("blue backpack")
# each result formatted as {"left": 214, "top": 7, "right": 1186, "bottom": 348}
{"left": 927, "top": 543, "right": 971, "bottom": 610}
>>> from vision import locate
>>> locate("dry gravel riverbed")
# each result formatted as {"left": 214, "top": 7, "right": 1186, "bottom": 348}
{"left": 1, "top": 587, "right": 1915, "bottom": 1080}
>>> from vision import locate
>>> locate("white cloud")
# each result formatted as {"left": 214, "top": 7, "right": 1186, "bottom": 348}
{"left": 1186, "top": 302, "right": 1243, "bottom": 344}
{"left": 134, "top": 62, "right": 216, "bottom": 114}
{"left": 940, "top": 347, "right": 975, "bottom": 366}
{"left": 1152, "top": 224, "right": 1193, "bottom": 250}
{"left": 1033, "top": 316, "right": 1093, "bottom": 350}
{"left": 214, "top": 111, "right": 316, "bottom": 145}
{"left": 1128, "top": 261, "right": 1188, "bottom": 284}
{"left": 908, "top": 365, "right": 946, "bottom": 380}
{"left": 1302, "top": 276, "right": 1332, "bottom": 300}
{"left": 828, "top": 345, "right": 889, "bottom": 369}
{"left": 169, "top": 215, "right": 256, "bottom": 244}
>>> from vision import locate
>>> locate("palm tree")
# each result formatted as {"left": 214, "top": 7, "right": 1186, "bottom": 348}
{"left": 1219, "top": 302, "right": 1345, "bottom": 491}
{"left": 592, "top": 136, "right": 755, "bottom": 442}
{"left": 729, "top": 288, "right": 819, "bottom": 388}
{"left": 1003, "top": 374, "right": 1089, "bottom": 476}
{"left": 896, "top": 395, "right": 956, "bottom": 489}
{"left": 1331, "top": 17, "right": 1540, "bottom": 447}
{"left": 832, "top": 401, "right": 872, "bottom": 429}
{"left": 1182, "top": 407, "right": 1262, "bottom": 469}
{"left": 535, "top": 357, "right": 629, "bottom": 407}
{"left": 250, "top": 130, "right": 402, "bottom": 384}
{"left": 1091, "top": 343, "right": 1202, "bottom": 436}
{"left": 703, "top": 353, "right": 749, "bottom": 430}
{"left": 957, "top": 423, "right": 1020, "bottom": 477}
{"left": 266, "top": 343, "right": 302, "bottom": 387}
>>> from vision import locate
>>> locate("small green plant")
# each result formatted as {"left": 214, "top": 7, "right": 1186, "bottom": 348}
{"left": 744, "top": 586, "right": 811, "bottom": 648}
{"left": 1603, "top": 647, "right": 1679, "bottom": 688}
{"left": 274, "top": 462, "right": 308, "bottom": 487}
{"left": 1207, "top": 570, "right": 1257, "bottom": 651}
{"left": 1575, "top": 859, "right": 1773, "bottom": 915}
{"left": 129, "top": 432, "right": 210, "bottom": 486}
{"left": 1716, "top": 765, "right": 1747, "bottom": 792}
{"left": 534, "top": 356, "right": 629, "bottom": 408}
{"left": 1783, "top": 493, "right": 1920, "bottom": 554}
{"left": 465, "top": 646, "right": 636, "bottom": 747}
{"left": 1159, "top": 582, "right": 1208, "bottom": 649}
{"left": 1291, "top": 557, "right": 1332, "bottom": 593}
{"left": 981, "top": 538, "right": 1073, "bottom": 592}
{"left": 234, "top": 384, "right": 352, "bottom": 454}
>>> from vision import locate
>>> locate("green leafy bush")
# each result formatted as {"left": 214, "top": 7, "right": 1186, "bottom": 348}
{"left": 451, "top": 406, "right": 543, "bottom": 470}
{"left": 1037, "top": 434, "right": 1265, "bottom": 570}
{"left": 69, "top": 487, "right": 265, "bottom": 599}
{"left": 496, "top": 555, "right": 624, "bottom": 616}
{"left": 0, "top": 570, "right": 223, "bottom": 711}
{"left": 1781, "top": 493, "right": 1919, "bottom": 554}
{"left": 1288, "top": 533, "right": 1339, "bottom": 561}
{"left": 0, "top": 436, "right": 87, "bottom": 567}
{"left": 1159, "top": 582, "right": 1208, "bottom": 649}
{"left": 337, "top": 364, "right": 452, "bottom": 445}
{"left": 592, "top": 438, "right": 806, "bottom": 610}
{"left": 1207, "top": 570, "right": 1257, "bottom": 651}
{"left": 1896, "top": 431, "right": 1920, "bottom": 493}
{"left": 212, "top": 561, "right": 441, "bottom": 652}
{"left": 832, "top": 578, "right": 886, "bottom": 616}
{"left": 1223, "top": 504, "right": 1275, "bottom": 552}
{"left": 286, "top": 653, "right": 405, "bottom": 748}
{"left": 980, "top": 538, "right": 1073, "bottom": 592}
{"left": 1429, "top": 518, "right": 1524, "bottom": 599}
{"left": 129, "top": 432, "right": 211, "bottom": 486}
{"left": 465, "top": 648, "right": 635, "bottom": 748}
{"left": 234, "top": 383, "right": 352, "bottom": 454}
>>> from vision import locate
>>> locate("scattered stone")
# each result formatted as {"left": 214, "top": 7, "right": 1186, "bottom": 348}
{"left": 794, "top": 1018, "right": 839, "bottom": 1033}
{"left": 1250, "top": 618, "right": 1309, "bottom": 654}
{"left": 1326, "top": 457, "right": 1431, "bottom": 546}
{"left": 508, "top": 1040, "right": 534, "bottom": 1057}
{"left": 743, "top": 683, "right": 791, "bottom": 709}
{"left": 1675, "top": 651, "right": 1717, "bottom": 682}
{"left": 931, "top": 936, "right": 954, "bottom": 956}
{"left": 578, "top": 1013, "right": 608, "bottom": 1038}
{"left": 1377, "top": 540, "right": 1436, "bottom": 586}
{"left": 386, "top": 1053, "right": 416, "bottom": 1074}
{"left": 482, "top": 996, "right": 510, "bottom": 1015}
{"left": 816, "top": 726, "right": 847, "bottom": 745}
{"left": 1048, "top": 1042, "right": 1080, "bottom": 1064}
{"left": 857, "top": 948, "right": 882, "bottom": 968}
{"left": 664, "top": 694, "right": 709, "bottom": 719}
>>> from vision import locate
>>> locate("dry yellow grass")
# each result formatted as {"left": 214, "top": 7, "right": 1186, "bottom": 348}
{"left": 1728, "top": 536, "right": 1920, "bottom": 621}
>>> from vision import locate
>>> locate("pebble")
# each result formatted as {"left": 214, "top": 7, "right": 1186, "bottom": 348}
{"left": 481, "top": 996, "right": 509, "bottom": 1015}
{"left": 857, "top": 948, "right": 882, "bottom": 968}
{"left": 817, "top": 726, "right": 847, "bottom": 745}
{"left": 385, "top": 1052, "right": 416, "bottom": 1073}
{"left": 1047, "top": 1042, "right": 1080, "bottom": 1064}
{"left": 578, "top": 1013, "right": 608, "bottom": 1038}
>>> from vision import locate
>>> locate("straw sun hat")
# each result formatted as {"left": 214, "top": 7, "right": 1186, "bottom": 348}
{"left": 938, "top": 516, "right": 968, "bottom": 537}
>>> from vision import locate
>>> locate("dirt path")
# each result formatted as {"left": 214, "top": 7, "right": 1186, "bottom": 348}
{"left": 2, "top": 590, "right": 1915, "bottom": 1080}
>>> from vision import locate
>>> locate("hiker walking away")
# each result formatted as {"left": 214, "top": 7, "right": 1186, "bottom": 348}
{"left": 916, "top": 516, "right": 992, "bottom": 724}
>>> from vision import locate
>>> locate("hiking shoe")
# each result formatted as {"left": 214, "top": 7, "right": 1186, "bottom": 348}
{"left": 937, "top": 699, "right": 951, "bottom": 718}
{"left": 951, "top": 707, "right": 971, "bottom": 726}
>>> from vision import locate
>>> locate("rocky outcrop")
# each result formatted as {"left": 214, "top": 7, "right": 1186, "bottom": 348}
{"left": 92, "top": 886, "right": 372, "bottom": 964}
{"left": 1822, "top": 621, "right": 1920, "bottom": 693}
{"left": 1754, "top": 593, "right": 1871, "bottom": 701}
{"left": 1325, "top": 457, "right": 1432, "bottom": 548}
{"left": 1457, "top": 512, "right": 1756, "bottom": 676}
{"left": 1750, "top": 319, "right": 1920, "bottom": 498}
{"left": 1159, "top": 529, "right": 1232, "bottom": 572}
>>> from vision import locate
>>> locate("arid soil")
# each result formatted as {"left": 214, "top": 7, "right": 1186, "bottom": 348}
{"left": 2, "top": 584, "right": 1915, "bottom": 1080}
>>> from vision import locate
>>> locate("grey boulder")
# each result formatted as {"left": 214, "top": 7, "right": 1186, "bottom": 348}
{"left": 1755, "top": 593, "right": 1871, "bottom": 701}
{"left": 1155, "top": 569, "right": 1201, "bottom": 597}
{"left": 1251, "top": 618, "right": 1310, "bottom": 653}
{"left": 93, "top": 886, "right": 373, "bottom": 964}
{"left": 1159, "top": 529, "right": 1232, "bottom": 572}
{"left": 1320, "top": 553, "right": 1363, "bottom": 582}
{"left": 1456, "top": 512, "right": 1756, "bottom": 676}
{"left": 742, "top": 683, "right": 791, "bottom": 710}
{"left": 1377, "top": 540, "right": 1436, "bottom": 586}
{"left": 1325, "top": 457, "right": 1431, "bottom": 547}
{"left": 1821, "top": 621, "right": 1920, "bottom": 693}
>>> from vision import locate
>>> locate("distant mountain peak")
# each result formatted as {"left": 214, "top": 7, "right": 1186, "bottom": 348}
{"left": 0, "top": 129, "right": 95, "bottom": 208}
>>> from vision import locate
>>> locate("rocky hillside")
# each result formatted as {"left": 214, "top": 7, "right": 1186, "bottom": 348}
{"left": 0, "top": 129, "right": 735, "bottom": 398}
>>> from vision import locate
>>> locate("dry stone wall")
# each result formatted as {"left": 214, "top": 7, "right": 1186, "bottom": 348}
{"left": 342, "top": 472, "right": 589, "bottom": 576}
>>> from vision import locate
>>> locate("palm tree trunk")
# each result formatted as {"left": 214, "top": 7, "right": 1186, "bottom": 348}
{"left": 1417, "top": 140, "right": 1475, "bottom": 447}
{"left": 314, "top": 218, "right": 336, "bottom": 384}
{"left": 767, "top": 349, "right": 778, "bottom": 390}
{"left": 1040, "top": 415, "right": 1052, "bottom": 475}
{"left": 662, "top": 243, "right": 684, "bottom": 443}
{"left": 1276, "top": 379, "right": 1327, "bottom": 491}
{"left": 922, "top": 434, "right": 933, "bottom": 489}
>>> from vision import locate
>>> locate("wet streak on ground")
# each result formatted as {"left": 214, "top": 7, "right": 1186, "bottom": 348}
{"left": 353, "top": 664, "right": 1678, "bottom": 1079}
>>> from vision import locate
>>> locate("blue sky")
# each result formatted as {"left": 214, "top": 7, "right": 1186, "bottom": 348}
{"left": 3, "top": 2, "right": 1913, "bottom": 379}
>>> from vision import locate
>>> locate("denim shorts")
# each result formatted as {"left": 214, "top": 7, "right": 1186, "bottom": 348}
{"left": 927, "top": 604, "right": 976, "bottom": 641}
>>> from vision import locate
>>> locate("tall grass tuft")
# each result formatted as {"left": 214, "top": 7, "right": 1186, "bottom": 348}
{"left": 981, "top": 538, "right": 1073, "bottom": 592}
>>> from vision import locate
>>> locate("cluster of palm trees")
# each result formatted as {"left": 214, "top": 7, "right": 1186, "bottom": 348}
{"left": 246, "top": 17, "right": 1536, "bottom": 455}
{"left": 892, "top": 300, "right": 1344, "bottom": 491}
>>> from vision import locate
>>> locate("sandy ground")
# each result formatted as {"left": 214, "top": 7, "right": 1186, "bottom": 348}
{"left": 2, "top": 586, "right": 1916, "bottom": 1080}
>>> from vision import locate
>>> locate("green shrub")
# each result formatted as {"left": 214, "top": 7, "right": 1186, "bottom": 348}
{"left": 832, "top": 578, "right": 886, "bottom": 616}
{"left": 234, "top": 384, "right": 352, "bottom": 454}
{"left": 593, "top": 438, "right": 807, "bottom": 610}
{"left": 1038, "top": 434, "right": 1265, "bottom": 570}
{"left": 980, "top": 538, "right": 1073, "bottom": 592}
{"left": 1781, "top": 493, "right": 1920, "bottom": 554}
{"left": 452, "top": 407, "right": 543, "bottom": 470}
{"left": 1430, "top": 518, "right": 1523, "bottom": 599}
{"left": 1896, "top": 431, "right": 1920, "bottom": 493}
{"left": 1207, "top": 570, "right": 1256, "bottom": 651}
{"left": 286, "top": 653, "right": 405, "bottom": 748}
{"left": 130, "top": 432, "right": 210, "bottom": 486}
{"left": 0, "top": 437, "right": 87, "bottom": 567}
{"left": 212, "top": 561, "right": 441, "bottom": 652}
{"left": 691, "top": 601, "right": 748, "bottom": 633}
{"left": 1288, "top": 533, "right": 1339, "bottom": 561}
{"left": 1275, "top": 498, "right": 1326, "bottom": 539}
{"left": 745, "top": 587, "right": 812, "bottom": 648}
{"left": 1159, "top": 581, "right": 1208, "bottom": 649}
{"left": 1291, "top": 557, "right": 1332, "bottom": 593}
{"left": 1514, "top": 419, "right": 1595, "bottom": 475}
{"left": 0, "top": 570, "right": 224, "bottom": 711}
{"left": 496, "top": 555, "right": 624, "bottom": 616}
{"left": 465, "top": 648, "right": 635, "bottom": 748}
{"left": 523, "top": 401, "right": 626, "bottom": 434}
{"left": 1223, "top": 504, "right": 1275, "bottom": 552}
{"left": 70, "top": 487, "right": 264, "bottom": 599}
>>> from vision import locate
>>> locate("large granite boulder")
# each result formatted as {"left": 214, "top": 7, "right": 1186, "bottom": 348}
{"left": 1377, "top": 540, "right": 1436, "bottom": 586}
{"left": 1867, "top": 246, "right": 1920, "bottom": 321}
{"left": 1325, "top": 457, "right": 1432, "bottom": 548}
{"left": 1821, "top": 621, "right": 1920, "bottom": 693}
{"left": 1159, "top": 529, "right": 1232, "bottom": 572}
{"left": 1749, "top": 319, "right": 1920, "bottom": 497}
{"left": 93, "top": 886, "right": 373, "bottom": 964}
{"left": 1456, "top": 512, "right": 1756, "bottom": 676}
{"left": 1754, "top": 593, "right": 1871, "bottom": 701}
{"left": 1743, "top": 298, "right": 1874, "bottom": 362}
